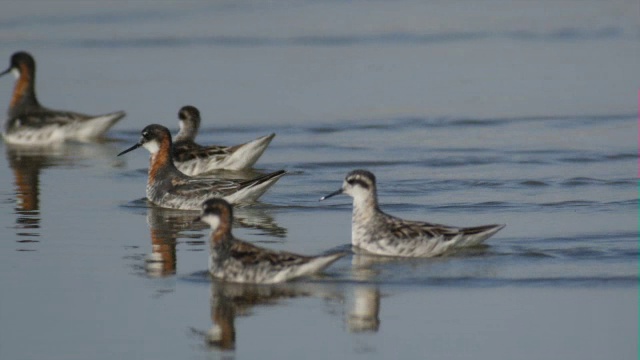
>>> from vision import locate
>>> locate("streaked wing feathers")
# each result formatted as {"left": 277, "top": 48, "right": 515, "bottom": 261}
{"left": 9, "top": 110, "right": 90, "bottom": 128}
{"left": 170, "top": 177, "right": 239, "bottom": 196}
{"left": 230, "top": 240, "right": 310, "bottom": 267}
{"left": 388, "top": 217, "right": 462, "bottom": 242}
{"left": 173, "top": 140, "right": 231, "bottom": 162}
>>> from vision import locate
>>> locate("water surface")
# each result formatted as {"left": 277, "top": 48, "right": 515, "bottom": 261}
{"left": 0, "top": 1, "right": 637, "bottom": 359}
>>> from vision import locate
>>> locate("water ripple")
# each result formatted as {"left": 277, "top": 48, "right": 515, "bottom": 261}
{"left": 3, "top": 26, "right": 630, "bottom": 49}
{"left": 366, "top": 275, "right": 640, "bottom": 288}
{"left": 528, "top": 231, "right": 637, "bottom": 243}
{"left": 561, "top": 177, "right": 636, "bottom": 187}
{"left": 519, "top": 180, "right": 550, "bottom": 187}
{"left": 388, "top": 177, "right": 634, "bottom": 194}
{"left": 428, "top": 199, "right": 636, "bottom": 213}
{"left": 297, "top": 160, "right": 414, "bottom": 170}
{"left": 560, "top": 153, "right": 637, "bottom": 163}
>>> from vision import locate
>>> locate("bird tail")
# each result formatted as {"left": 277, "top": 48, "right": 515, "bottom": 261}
{"left": 225, "top": 133, "right": 276, "bottom": 170}
{"left": 229, "top": 170, "right": 286, "bottom": 204}
{"left": 457, "top": 224, "right": 506, "bottom": 247}
{"left": 295, "top": 252, "right": 347, "bottom": 278}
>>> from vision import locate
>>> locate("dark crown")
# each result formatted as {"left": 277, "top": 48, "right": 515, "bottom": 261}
{"left": 202, "top": 198, "right": 233, "bottom": 219}
{"left": 178, "top": 105, "right": 200, "bottom": 122}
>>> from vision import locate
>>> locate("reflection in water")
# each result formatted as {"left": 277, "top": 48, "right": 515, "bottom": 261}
{"left": 348, "top": 253, "right": 383, "bottom": 333}
{"left": 6, "top": 145, "right": 52, "bottom": 245}
{"left": 145, "top": 206, "right": 204, "bottom": 277}
{"left": 346, "top": 250, "right": 493, "bottom": 333}
{"left": 5, "top": 142, "right": 123, "bottom": 248}
{"left": 145, "top": 205, "right": 287, "bottom": 277}
{"left": 349, "top": 286, "right": 380, "bottom": 332}
{"left": 145, "top": 212, "right": 180, "bottom": 277}
{"left": 232, "top": 207, "right": 288, "bottom": 238}
{"left": 192, "top": 281, "right": 343, "bottom": 351}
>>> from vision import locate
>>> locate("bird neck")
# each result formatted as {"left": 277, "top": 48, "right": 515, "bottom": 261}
{"left": 352, "top": 193, "right": 379, "bottom": 221}
{"left": 148, "top": 141, "right": 180, "bottom": 184}
{"left": 175, "top": 123, "right": 198, "bottom": 142}
{"left": 210, "top": 226, "right": 233, "bottom": 250}
{"left": 9, "top": 64, "right": 40, "bottom": 117}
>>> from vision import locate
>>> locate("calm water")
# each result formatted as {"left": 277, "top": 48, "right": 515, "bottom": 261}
{"left": 0, "top": 1, "right": 637, "bottom": 359}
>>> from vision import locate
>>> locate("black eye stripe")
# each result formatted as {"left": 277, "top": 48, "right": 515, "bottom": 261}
{"left": 347, "top": 178, "right": 370, "bottom": 189}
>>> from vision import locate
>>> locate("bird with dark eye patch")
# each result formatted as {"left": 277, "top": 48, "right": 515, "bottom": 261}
{"left": 321, "top": 169, "right": 505, "bottom": 257}
{"left": 0, "top": 51, "right": 125, "bottom": 145}
{"left": 198, "top": 198, "right": 347, "bottom": 284}
{"left": 171, "top": 105, "right": 276, "bottom": 175}
{"left": 118, "top": 124, "right": 286, "bottom": 210}
{"left": 347, "top": 177, "right": 370, "bottom": 189}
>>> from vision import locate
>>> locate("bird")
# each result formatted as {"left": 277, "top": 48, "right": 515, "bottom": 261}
{"left": 172, "top": 105, "right": 275, "bottom": 175}
{"left": 197, "top": 198, "right": 347, "bottom": 284}
{"left": 0, "top": 51, "right": 125, "bottom": 145}
{"left": 117, "top": 124, "right": 285, "bottom": 210}
{"left": 320, "top": 169, "right": 505, "bottom": 257}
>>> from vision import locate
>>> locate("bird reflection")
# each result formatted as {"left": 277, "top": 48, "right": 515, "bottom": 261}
{"left": 232, "top": 207, "right": 288, "bottom": 238}
{"left": 346, "top": 246, "right": 497, "bottom": 332}
{"left": 347, "top": 252, "right": 388, "bottom": 333}
{"left": 145, "top": 206, "right": 201, "bottom": 277}
{"left": 192, "top": 280, "right": 343, "bottom": 351}
{"left": 145, "top": 205, "right": 287, "bottom": 277}
{"left": 5, "top": 142, "right": 123, "bottom": 247}
{"left": 5, "top": 145, "right": 55, "bottom": 245}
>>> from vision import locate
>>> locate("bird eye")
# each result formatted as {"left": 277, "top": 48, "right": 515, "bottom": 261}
{"left": 142, "top": 131, "right": 149, "bottom": 138}
{"left": 347, "top": 179, "right": 355, "bottom": 185}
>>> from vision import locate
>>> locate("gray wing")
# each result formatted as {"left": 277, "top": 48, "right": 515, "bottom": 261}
{"left": 172, "top": 140, "right": 232, "bottom": 162}
{"left": 230, "top": 240, "right": 312, "bottom": 268}
{"left": 8, "top": 110, "right": 91, "bottom": 129}
{"left": 386, "top": 216, "right": 463, "bottom": 242}
{"left": 169, "top": 170, "right": 285, "bottom": 197}
{"left": 169, "top": 177, "right": 241, "bottom": 197}
{"left": 387, "top": 215, "right": 502, "bottom": 242}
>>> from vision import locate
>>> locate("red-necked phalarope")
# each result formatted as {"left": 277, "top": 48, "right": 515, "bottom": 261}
{"left": 321, "top": 169, "right": 505, "bottom": 257}
{"left": 198, "top": 198, "right": 347, "bottom": 284}
{"left": 117, "top": 124, "right": 285, "bottom": 210}
{"left": 1, "top": 51, "right": 125, "bottom": 145}
{"left": 172, "top": 105, "right": 275, "bottom": 175}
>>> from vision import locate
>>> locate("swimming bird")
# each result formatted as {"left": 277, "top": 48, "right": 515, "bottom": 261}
{"left": 172, "top": 105, "right": 275, "bottom": 175}
{"left": 117, "top": 124, "right": 285, "bottom": 210}
{"left": 198, "top": 198, "right": 347, "bottom": 284}
{"left": 320, "top": 169, "right": 505, "bottom": 257}
{"left": 0, "top": 51, "right": 125, "bottom": 145}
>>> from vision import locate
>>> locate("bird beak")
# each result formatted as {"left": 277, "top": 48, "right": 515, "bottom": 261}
{"left": 117, "top": 142, "right": 142, "bottom": 156}
{"left": 320, "top": 189, "right": 343, "bottom": 201}
{"left": 0, "top": 67, "right": 11, "bottom": 78}
{"left": 193, "top": 216, "right": 202, "bottom": 225}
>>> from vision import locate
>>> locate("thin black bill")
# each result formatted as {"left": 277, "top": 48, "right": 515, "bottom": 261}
{"left": 319, "top": 189, "right": 343, "bottom": 201}
{"left": 117, "top": 143, "right": 142, "bottom": 156}
{"left": 0, "top": 67, "right": 12, "bottom": 77}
